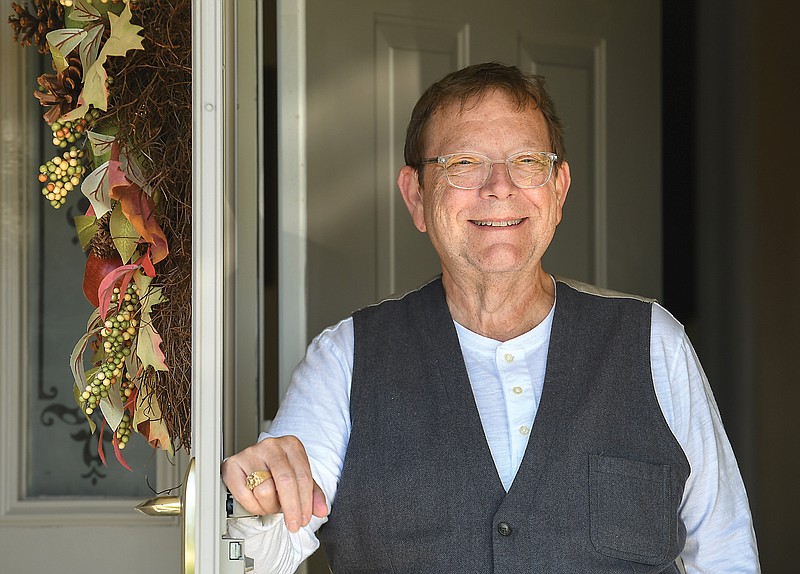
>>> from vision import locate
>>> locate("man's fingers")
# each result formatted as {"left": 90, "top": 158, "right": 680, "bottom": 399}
{"left": 312, "top": 481, "right": 329, "bottom": 518}
{"left": 220, "top": 435, "right": 321, "bottom": 531}
{"left": 221, "top": 459, "right": 270, "bottom": 515}
{"left": 262, "top": 437, "right": 310, "bottom": 532}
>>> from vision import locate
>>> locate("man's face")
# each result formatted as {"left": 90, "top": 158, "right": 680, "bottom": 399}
{"left": 400, "top": 90, "right": 570, "bottom": 282}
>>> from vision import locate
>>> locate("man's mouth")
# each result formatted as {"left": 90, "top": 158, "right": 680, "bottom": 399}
{"left": 471, "top": 218, "right": 525, "bottom": 227}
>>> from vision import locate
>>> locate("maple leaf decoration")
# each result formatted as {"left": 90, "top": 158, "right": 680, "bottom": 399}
{"left": 7, "top": 0, "right": 65, "bottom": 54}
{"left": 34, "top": 51, "right": 83, "bottom": 125}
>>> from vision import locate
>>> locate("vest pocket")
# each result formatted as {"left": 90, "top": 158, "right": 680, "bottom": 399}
{"left": 589, "top": 453, "right": 672, "bottom": 565}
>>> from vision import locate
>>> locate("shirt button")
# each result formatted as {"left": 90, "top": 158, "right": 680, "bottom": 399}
{"left": 519, "top": 425, "right": 530, "bottom": 436}
{"left": 512, "top": 386, "right": 524, "bottom": 395}
{"left": 497, "top": 521, "right": 512, "bottom": 536}
{"left": 503, "top": 353, "right": 514, "bottom": 363}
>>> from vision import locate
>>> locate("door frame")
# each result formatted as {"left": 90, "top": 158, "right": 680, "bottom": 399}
{"left": 192, "top": 0, "right": 227, "bottom": 571}
{"left": 277, "top": 0, "right": 308, "bottom": 396}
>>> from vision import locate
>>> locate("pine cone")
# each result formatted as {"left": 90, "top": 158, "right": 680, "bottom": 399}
{"left": 90, "top": 212, "right": 117, "bottom": 260}
{"left": 8, "top": 0, "right": 65, "bottom": 54}
{"left": 34, "top": 51, "right": 83, "bottom": 124}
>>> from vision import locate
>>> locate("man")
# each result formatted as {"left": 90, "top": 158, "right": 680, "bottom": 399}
{"left": 222, "top": 62, "right": 759, "bottom": 573}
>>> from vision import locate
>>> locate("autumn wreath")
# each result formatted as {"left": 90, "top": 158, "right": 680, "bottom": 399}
{"left": 8, "top": 0, "right": 192, "bottom": 466}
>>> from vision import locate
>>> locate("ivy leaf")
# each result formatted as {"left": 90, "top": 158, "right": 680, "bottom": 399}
{"left": 103, "top": 4, "right": 145, "bottom": 57}
{"left": 74, "top": 214, "right": 98, "bottom": 251}
{"left": 46, "top": 28, "right": 87, "bottom": 72}
{"left": 109, "top": 202, "right": 141, "bottom": 263}
{"left": 81, "top": 160, "right": 112, "bottom": 218}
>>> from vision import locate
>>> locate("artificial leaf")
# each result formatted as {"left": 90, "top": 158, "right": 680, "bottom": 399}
{"left": 63, "top": 3, "right": 144, "bottom": 116}
{"left": 98, "top": 420, "right": 107, "bottom": 465}
{"left": 112, "top": 434, "right": 133, "bottom": 470}
{"left": 46, "top": 28, "right": 86, "bottom": 72}
{"left": 100, "top": 379, "right": 124, "bottom": 432}
{"left": 103, "top": 5, "right": 145, "bottom": 57}
{"left": 59, "top": 100, "right": 89, "bottom": 122}
{"left": 87, "top": 131, "right": 115, "bottom": 160}
{"left": 73, "top": 367, "right": 98, "bottom": 434}
{"left": 81, "top": 160, "right": 111, "bottom": 217}
{"left": 69, "top": 310, "right": 102, "bottom": 408}
{"left": 119, "top": 151, "right": 152, "bottom": 196}
{"left": 74, "top": 214, "right": 98, "bottom": 251}
{"left": 133, "top": 383, "right": 173, "bottom": 454}
{"left": 137, "top": 322, "right": 168, "bottom": 372}
{"left": 69, "top": 0, "right": 102, "bottom": 23}
{"left": 133, "top": 264, "right": 153, "bottom": 295}
{"left": 78, "top": 20, "right": 104, "bottom": 75}
{"left": 109, "top": 202, "right": 141, "bottom": 263}
{"left": 138, "top": 251, "right": 156, "bottom": 278}
{"left": 82, "top": 56, "right": 108, "bottom": 108}
{"left": 97, "top": 263, "right": 139, "bottom": 320}
{"left": 108, "top": 162, "right": 169, "bottom": 264}
{"left": 125, "top": 345, "right": 142, "bottom": 383}
{"left": 132, "top": 272, "right": 169, "bottom": 372}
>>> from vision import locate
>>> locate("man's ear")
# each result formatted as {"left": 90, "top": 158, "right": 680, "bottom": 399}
{"left": 398, "top": 165, "right": 427, "bottom": 232}
{"left": 553, "top": 160, "right": 571, "bottom": 224}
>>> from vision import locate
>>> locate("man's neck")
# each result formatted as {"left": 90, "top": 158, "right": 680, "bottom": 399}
{"left": 442, "top": 268, "right": 555, "bottom": 342}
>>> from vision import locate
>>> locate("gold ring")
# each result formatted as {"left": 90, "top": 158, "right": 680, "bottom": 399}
{"left": 246, "top": 470, "right": 272, "bottom": 491}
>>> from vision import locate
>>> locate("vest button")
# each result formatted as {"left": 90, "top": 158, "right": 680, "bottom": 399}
{"left": 497, "top": 521, "right": 512, "bottom": 536}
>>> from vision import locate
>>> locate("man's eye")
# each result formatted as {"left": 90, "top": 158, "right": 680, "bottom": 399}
{"left": 447, "top": 155, "right": 483, "bottom": 167}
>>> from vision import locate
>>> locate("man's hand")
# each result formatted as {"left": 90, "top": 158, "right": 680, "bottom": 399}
{"left": 221, "top": 435, "right": 329, "bottom": 532}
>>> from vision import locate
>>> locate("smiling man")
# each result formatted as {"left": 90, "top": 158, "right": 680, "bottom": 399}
{"left": 222, "top": 63, "right": 760, "bottom": 574}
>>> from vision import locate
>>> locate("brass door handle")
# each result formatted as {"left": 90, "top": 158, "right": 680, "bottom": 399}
{"left": 135, "top": 457, "right": 196, "bottom": 574}
{"left": 135, "top": 495, "right": 181, "bottom": 516}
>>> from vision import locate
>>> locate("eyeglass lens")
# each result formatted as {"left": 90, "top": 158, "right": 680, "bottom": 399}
{"left": 444, "top": 153, "right": 553, "bottom": 189}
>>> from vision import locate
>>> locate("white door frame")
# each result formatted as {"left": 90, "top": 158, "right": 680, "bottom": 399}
{"left": 193, "top": 0, "right": 309, "bottom": 570}
{"left": 192, "top": 0, "right": 226, "bottom": 571}
{"left": 277, "top": 0, "right": 308, "bottom": 396}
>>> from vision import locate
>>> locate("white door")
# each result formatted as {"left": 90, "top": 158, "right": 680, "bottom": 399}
{"left": 301, "top": 0, "right": 662, "bottom": 340}
{"left": 0, "top": 29, "right": 182, "bottom": 574}
{"left": 0, "top": 2, "right": 245, "bottom": 572}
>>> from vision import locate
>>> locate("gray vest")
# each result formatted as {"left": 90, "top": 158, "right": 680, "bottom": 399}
{"left": 319, "top": 278, "right": 689, "bottom": 574}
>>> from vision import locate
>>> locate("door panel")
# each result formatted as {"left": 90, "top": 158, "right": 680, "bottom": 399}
{"left": 306, "top": 0, "right": 661, "bottom": 340}
{"left": 0, "top": 30, "right": 181, "bottom": 574}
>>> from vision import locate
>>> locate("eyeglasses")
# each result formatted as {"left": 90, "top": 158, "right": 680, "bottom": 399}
{"left": 420, "top": 151, "right": 558, "bottom": 190}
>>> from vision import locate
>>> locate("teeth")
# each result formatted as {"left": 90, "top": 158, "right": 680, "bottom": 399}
{"left": 474, "top": 219, "right": 523, "bottom": 227}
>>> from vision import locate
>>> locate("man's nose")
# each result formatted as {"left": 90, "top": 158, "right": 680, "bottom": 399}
{"left": 480, "top": 161, "right": 516, "bottom": 198}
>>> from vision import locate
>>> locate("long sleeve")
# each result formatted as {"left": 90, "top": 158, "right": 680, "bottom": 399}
{"left": 650, "top": 304, "right": 760, "bottom": 573}
{"left": 227, "top": 318, "right": 355, "bottom": 574}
